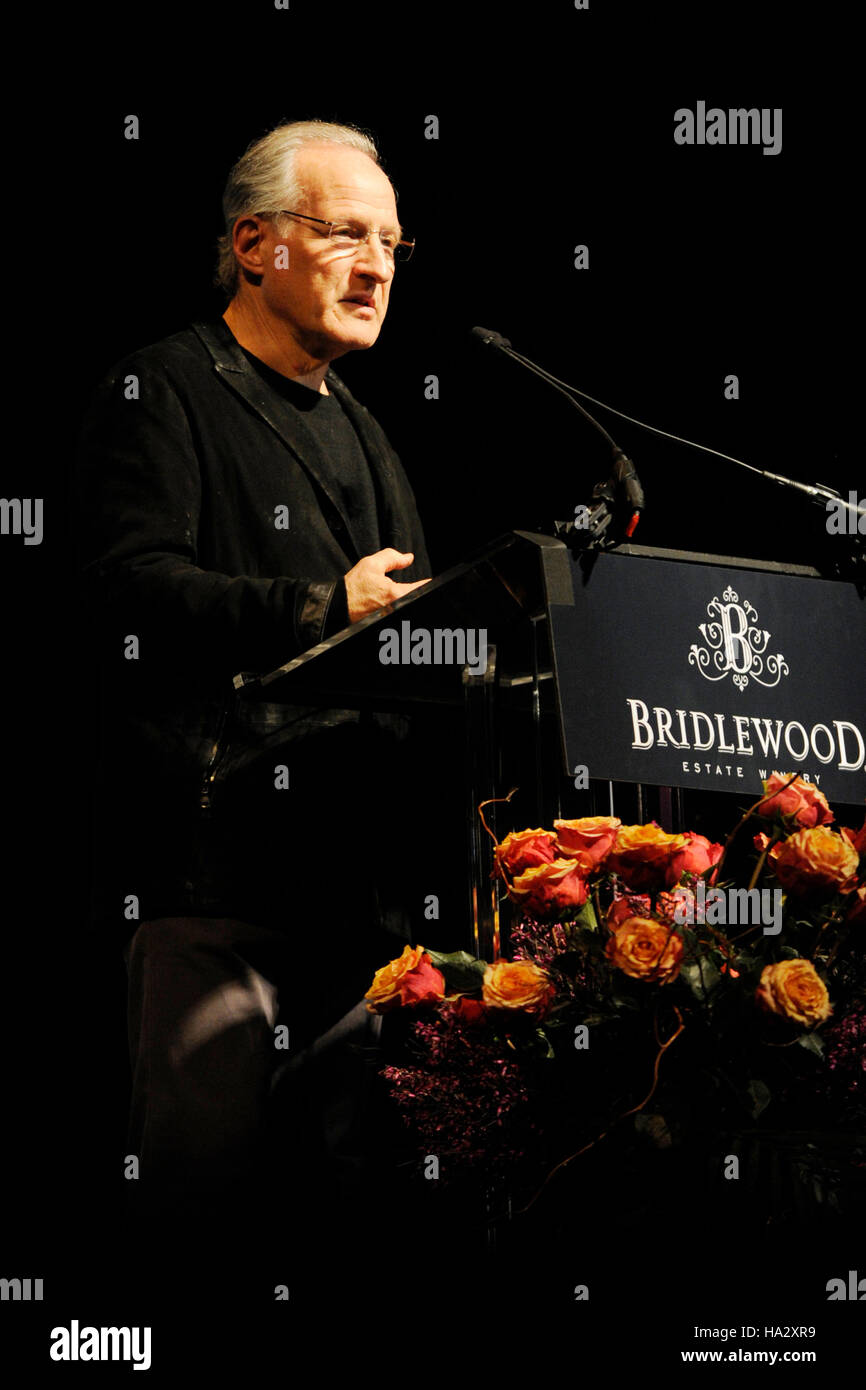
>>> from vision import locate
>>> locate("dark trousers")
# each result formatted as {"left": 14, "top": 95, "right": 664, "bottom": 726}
{"left": 125, "top": 915, "right": 382, "bottom": 1200}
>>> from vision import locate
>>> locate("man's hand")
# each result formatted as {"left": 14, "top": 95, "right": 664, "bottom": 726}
{"left": 344, "top": 548, "right": 430, "bottom": 623}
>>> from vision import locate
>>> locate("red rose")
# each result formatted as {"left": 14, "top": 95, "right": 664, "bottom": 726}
{"left": 449, "top": 995, "right": 488, "bottom": 1025}
{"left": 668, "top": 832, "right": 723, "bottom": 885}
{"left": 841, "top": 820, "right": 866, "bottom": 858}
{"left": 493, "top": 828, "right": 558, "bottom": 882}
{"left": 553, "top": 816, "right": 621, "bottom": 871}
{"left": 846, "top": 884, "right": 866, "bottom": 926}
{"left": 606, "top": 893, "right": 652, "bottom": 931}
{"left": 399, "top": 956, "right": 448, "bottom": 1006}
{"left": 756, "top": 772, "right": 834, "bottom": 829}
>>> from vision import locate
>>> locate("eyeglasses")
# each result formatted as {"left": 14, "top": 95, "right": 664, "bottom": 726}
{"left": 262, "top": 209, "right": 415, "bottom": 263}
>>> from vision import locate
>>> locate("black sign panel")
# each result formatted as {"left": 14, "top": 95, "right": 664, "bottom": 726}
{"left": 548, "top": 549, "right": 866, "bottom": 803}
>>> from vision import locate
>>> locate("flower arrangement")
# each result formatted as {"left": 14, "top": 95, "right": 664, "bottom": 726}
{"left": 366, "top": 774, "right": 865, "bottom": 1215}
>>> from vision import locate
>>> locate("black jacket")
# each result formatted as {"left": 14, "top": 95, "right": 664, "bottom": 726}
{"left": 76, "top": 318, "right": 431, "bottom": 975}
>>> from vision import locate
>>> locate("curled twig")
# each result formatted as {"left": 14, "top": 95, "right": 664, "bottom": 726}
{"left": 477, "top": 787, "right": 519, "bottom": 848}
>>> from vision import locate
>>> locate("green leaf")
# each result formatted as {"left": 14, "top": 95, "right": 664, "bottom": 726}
{"left": 796, "top": 1031, "right": 825, "bottom": 1059}
{"left": 610, "top": 992, "right": 641, "bottom": 1012}
{"left": 681, "top": 959, "right": 721, "bottom": 1001}
{"left": 424, "top": 949, "right": 488, "bottom": 994}
{"left": 747, "top": 1079, "right": 772, "bottom": 1119}
{"left": 634, "top": 1112, "right": 673, "bottom": 1148}
{"left": 571, "top": 899, "right": 599, "bottom": 933}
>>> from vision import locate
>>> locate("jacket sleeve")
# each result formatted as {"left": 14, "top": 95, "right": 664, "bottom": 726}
{"left": 75, "top": 357, "right": 349, "bottom": 677}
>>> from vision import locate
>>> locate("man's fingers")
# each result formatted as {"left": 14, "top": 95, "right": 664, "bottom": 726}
{"left": 381, "top": 549, "right": 415, "bottom": 573}
{"left": 343, "top": 554, "right": 430, "bottom": 624}
{"left": 394, "top": 578, "right": 431, "bottom": 594}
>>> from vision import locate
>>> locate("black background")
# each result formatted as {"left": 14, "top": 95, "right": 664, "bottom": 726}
{"left": 3, "top": 0, "right": 862, "bottom": 1374}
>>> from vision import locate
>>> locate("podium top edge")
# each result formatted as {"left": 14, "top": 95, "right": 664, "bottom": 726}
{"left": 511, "top": 531, "right": 829, "bottom": 579}
{"left": 585, "top": 541, "right": 825, "bottom": 579}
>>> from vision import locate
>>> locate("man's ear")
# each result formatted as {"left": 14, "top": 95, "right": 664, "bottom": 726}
{"left": 232, "top": 215, "right": 268, "bottom": 281}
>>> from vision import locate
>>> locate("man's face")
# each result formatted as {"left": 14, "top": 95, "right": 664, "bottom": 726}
{"left": 254, "top": 144, "right": 401, "bottom": 361}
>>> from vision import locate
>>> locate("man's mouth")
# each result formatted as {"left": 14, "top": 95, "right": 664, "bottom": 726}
{"left": 342, "top": 296, "right": 376, "bottom": 311}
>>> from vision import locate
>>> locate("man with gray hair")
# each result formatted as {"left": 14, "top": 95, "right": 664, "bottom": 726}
{"left": 76, "top": 120, "right": 431, "bottom": 1202}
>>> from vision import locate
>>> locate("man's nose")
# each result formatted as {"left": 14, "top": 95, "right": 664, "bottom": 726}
{"left": 353, "top": 235, "right": 394, "bottom": 280}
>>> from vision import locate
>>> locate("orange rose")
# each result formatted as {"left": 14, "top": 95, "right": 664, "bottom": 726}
{"left": 769, "top": 827, "right": 859, "bottom": 896}
{"left": 553, "top": 816, "right": 621, "bottom": 871}
{"left": 756, "top": 959, "right": 832, "bottom": 1027}
{"left": 605, "top": 823, "right": 689, "bottom": 892}
{"left": 508, "top": 858, "right": 589, "bottom": 917}
{"left": 756, "top": 772, "right": 834, "bottom": 829}
{"left": 493, "top": 828, "right": 558, "bottom": 881}
{"left": 482, "top": 959, "right": 555, "bottom": 1016}
{"left": 605, "top": 916, "right": 684, "bottom": 984}
{"left": 668, "top": 832, "right": 723, "bottom": 884}
{"left": 365, "top": 944, "right": 446, "bottom": 1013}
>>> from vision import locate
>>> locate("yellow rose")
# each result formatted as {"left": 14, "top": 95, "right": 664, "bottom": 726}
{"left": 605, "top": 916, "right": 684, "bottom": 984}
{"left": 605, "top": 823, "right": 689, "bottom": 892}
{"left": 769, "top": 827, "right": 859, "bottom": 896}
{"left": 482, "top": 959, "right": 555, "bottom": 1017}
{"left": 756, "top": 959, "right": 832, "bottom": 1027}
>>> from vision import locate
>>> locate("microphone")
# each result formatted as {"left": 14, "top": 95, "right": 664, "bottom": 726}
{"left": 612, "top": 450, "right": 645, "bottom": 536}
{"left": 471, "top": 326, "right": 512, "bottom": 349}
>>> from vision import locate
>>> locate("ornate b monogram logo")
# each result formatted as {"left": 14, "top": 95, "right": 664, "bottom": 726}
{"left": 688, "top": 586, "right": 789, "bottom": 692}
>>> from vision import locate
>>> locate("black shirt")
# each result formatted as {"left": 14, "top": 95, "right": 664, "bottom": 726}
{"left": 238, "top": 346, "right": 382, "bottom": 559}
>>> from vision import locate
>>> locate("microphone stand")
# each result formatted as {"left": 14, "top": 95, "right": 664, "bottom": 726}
{"left": 471, "top": 327, "right": 645, "bottom": 554}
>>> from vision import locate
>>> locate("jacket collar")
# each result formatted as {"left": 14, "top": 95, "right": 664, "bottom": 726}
{"left": 190, "top": 318, "right": 397, "bottom": 562}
